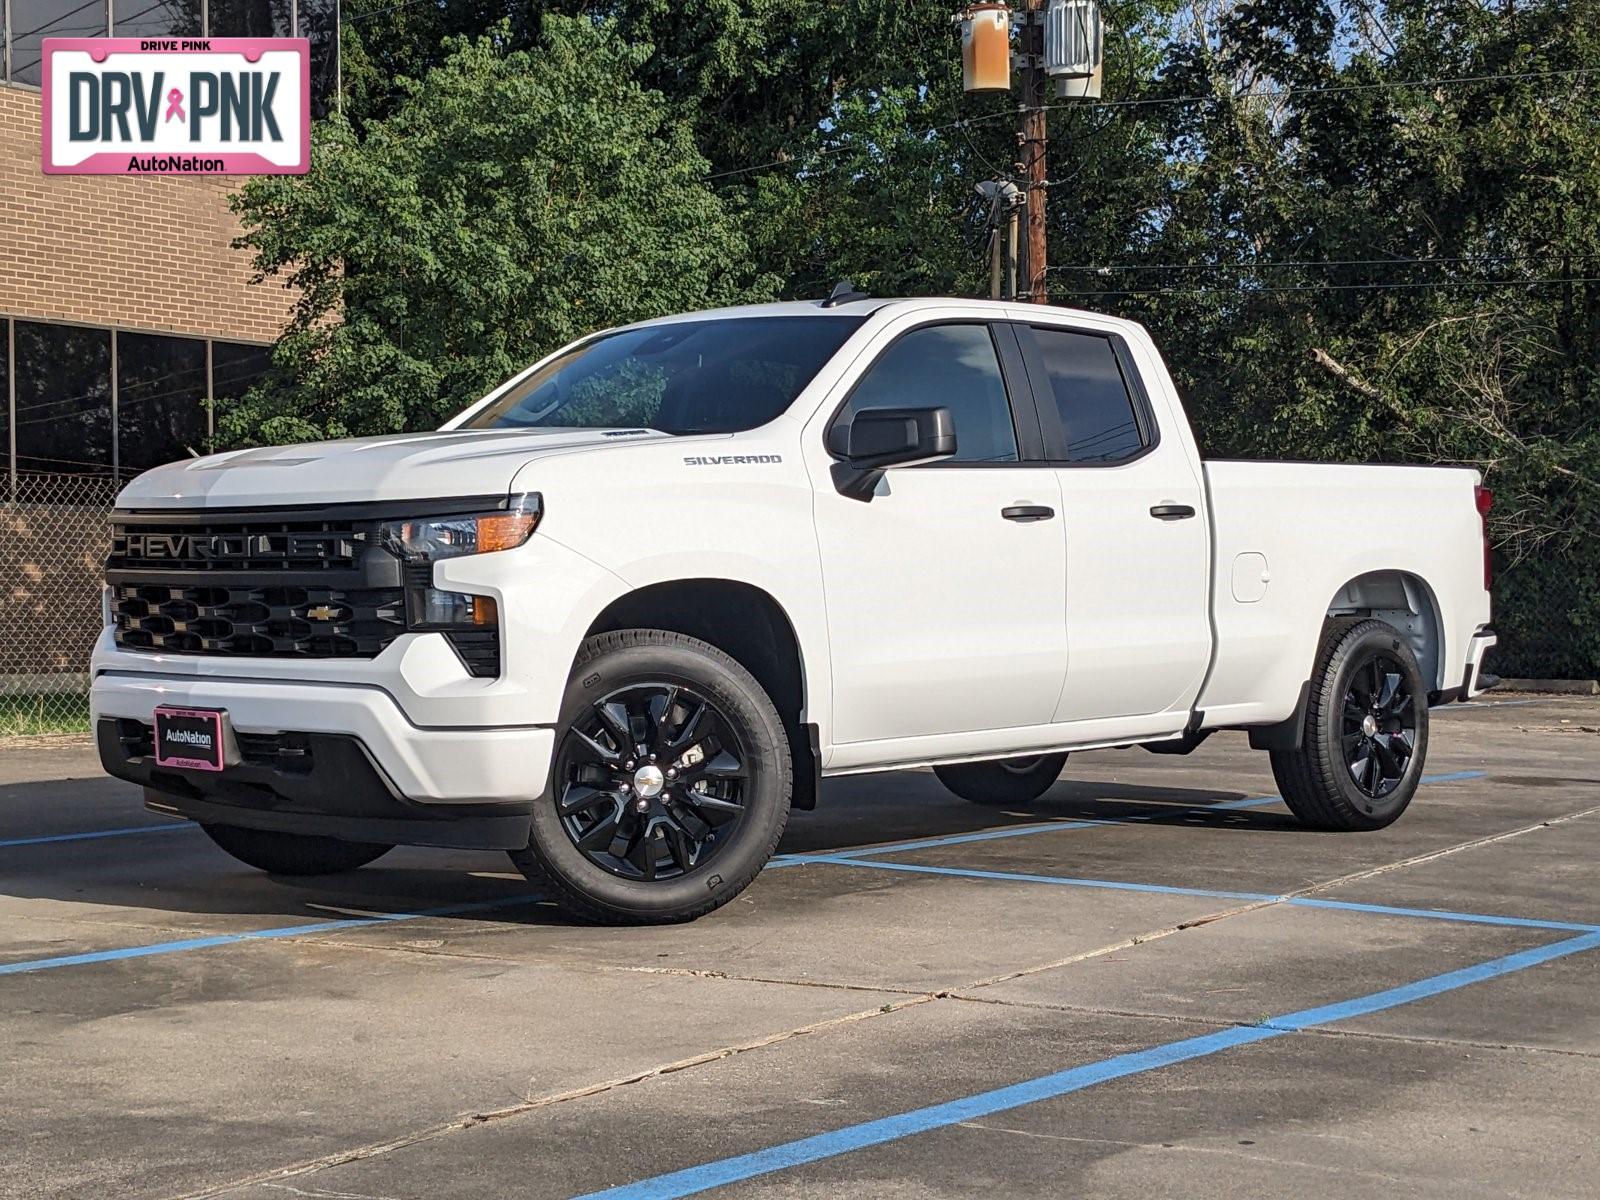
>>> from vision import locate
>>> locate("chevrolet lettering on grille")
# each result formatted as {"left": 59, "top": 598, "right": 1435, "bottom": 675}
{"left": 114, "top": 532, "right": 357, "bottom": 562}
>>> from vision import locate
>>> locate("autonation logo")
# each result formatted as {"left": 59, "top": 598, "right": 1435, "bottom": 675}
{"left": 41, "top": 38, "right": 309, "bottom": 176}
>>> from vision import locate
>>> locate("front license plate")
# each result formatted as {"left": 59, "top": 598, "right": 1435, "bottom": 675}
{"left": 153, "top": 706, "right": 231, "bottom": 772}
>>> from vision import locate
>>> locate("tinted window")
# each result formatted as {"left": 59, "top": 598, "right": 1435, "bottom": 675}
{"left": 114, "top": 0, "right": 200, "bottom": 40}
{"left": 1029, "top": 328, "right": 1145, "bottom": 464}
{"left": 117, "top": 331, "right": 208, "bottom": 470}
{"left": 298, "top": 0, "right": 339, "bottom": 118}
{"left": 10, "top": 0, "right": 106, "bottom": 86}
{"left": 13, "top": 321, "right": 112, "bottom": 475}
{"left": 212, "top": 340, "right": 273, "bottom": 408}
{"left": 838, "top": 324, "right": 1017, "bottom": 464}
{"left": 464, "top": 317, "right": 864, "bottom": 435}
{"left": 206, "top": 0, "right": 291, "bottom": 37}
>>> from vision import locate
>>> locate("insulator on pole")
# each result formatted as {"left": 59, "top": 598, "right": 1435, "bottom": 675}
{"left": 961, "top": 3, "right": 1011, "bottom": 93}
{"left": 1045, "top": 0, "right": 1104, "bottom": 99}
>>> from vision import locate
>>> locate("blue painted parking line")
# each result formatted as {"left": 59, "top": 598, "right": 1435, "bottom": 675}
{"left": 770, "top": 771, "right": 1486, "bottom": 867}
{"left": 0, "top": 823, "right": 190, "bottom": 850}
{"left": 805, "top": 856, "right": 1600, "bottom": 933}
{"left": 0, "top": 893, "right": 545, "bottom": 977}
{"left": 570, "top": 930, "right": 1600, "bottom": 1200}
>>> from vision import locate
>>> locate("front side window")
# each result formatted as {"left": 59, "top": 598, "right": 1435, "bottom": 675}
{"left": 836, "top": 324, "right": 1019, "bottom": 464}
{"left": 1028, "top": 328, "right": 1146, "bottom": 464}
{"left": 461, "top": 316, "right": 864, "bottom": 436}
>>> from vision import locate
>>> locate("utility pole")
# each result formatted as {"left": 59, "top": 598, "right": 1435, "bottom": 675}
{"left": 1020, "top": 0, "right": 1049, "bottom": 303}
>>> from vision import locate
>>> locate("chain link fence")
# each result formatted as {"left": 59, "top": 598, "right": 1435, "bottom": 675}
{"left": 0, "top": 472, "right": 120, "bottom": 736}
{"left": 0, "top": 473, "right": 1590, "bottom": 741}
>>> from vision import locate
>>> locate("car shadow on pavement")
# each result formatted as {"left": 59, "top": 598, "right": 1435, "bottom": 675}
{"left": 0, "top": 771, "right": 1287, "bottom": 932}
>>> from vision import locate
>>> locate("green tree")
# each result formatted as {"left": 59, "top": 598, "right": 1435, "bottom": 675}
{"left": 228, "top": 17, "right": 765, "bottom": 445}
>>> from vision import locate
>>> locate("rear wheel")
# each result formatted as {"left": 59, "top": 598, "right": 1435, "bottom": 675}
{"left": 511, "top": 630, "right": 791, "bottom": 925}
{"left": 934, "top": 753, "right": 1069, "bottom": 806}
{"left": 1270, "top": 618, "right": 1429, "bottom": 831}
{"left": 201, "top": 825, "right": 393, "bottom": 875}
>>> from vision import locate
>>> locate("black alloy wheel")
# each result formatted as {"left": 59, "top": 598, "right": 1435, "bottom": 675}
{"left": 1341, "top": 651, "right": 1418, "bottom": 799}
{"left": 555, "top": 682, "right": 749, "bottom": 881}
{"left": 1270, "top": 617, "right": 1430, "bottom": 832}
{"left": 934, "top": 752, "right": 1069, "bottom": 806}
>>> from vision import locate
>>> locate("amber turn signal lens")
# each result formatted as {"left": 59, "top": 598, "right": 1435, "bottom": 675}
{"left": 472, "top": 595, "right": 499, "bottom": 627}
{"left": 476, "top": 512, "right": 539, "bottom": 553}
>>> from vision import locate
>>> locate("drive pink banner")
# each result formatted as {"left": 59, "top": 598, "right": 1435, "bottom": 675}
{"left": 41, "top": 37, "right": 310, "bottom": 175}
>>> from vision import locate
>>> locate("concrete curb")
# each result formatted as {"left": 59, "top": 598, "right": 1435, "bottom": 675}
{"left": 1494, "top": 678, "right": 1600, "bottom": 695}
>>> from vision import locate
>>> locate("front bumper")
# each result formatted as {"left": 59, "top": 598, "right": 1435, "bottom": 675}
{"left": 92, "top": 671, "right": 555, "bottom": 849}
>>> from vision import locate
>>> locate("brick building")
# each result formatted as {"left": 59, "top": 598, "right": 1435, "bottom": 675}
{"left": 1, "top": 0, "right": 333, "bottom": 484}
{"left": 0, "top": 1, "right": 330, "bottom": 698}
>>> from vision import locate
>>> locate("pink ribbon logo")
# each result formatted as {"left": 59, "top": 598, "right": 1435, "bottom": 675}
{"left": 164, "top": 88, "right": 185, "bottom": 123}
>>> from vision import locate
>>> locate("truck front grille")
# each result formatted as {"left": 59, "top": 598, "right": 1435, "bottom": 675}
{"left": 108, "top": 516, "right": 368, "bottom": 573}
{"left": 106, "top": 504, "right": 502, "bottom": 674}
{"left": 113, "top": 583, "right": 406, "bottom": 658}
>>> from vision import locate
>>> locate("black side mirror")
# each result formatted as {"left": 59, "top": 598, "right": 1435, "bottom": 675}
{"left": 830, "top": 406, "right": 957, "bottom": 500}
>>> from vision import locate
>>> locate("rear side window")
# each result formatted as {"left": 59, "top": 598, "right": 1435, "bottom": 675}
{"left": 1028, "top": 328, "right": 1146, "bottom": 464}
{"left": 837, "top": 324, "right": 1019, "bottom": 464}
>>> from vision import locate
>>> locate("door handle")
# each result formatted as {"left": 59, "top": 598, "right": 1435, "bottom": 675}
{"left": 1149, "top": 504, "right": 1197, "bottom": 521}
{"left": 1002, "top": 505, "right": 1055, "bottom": 523}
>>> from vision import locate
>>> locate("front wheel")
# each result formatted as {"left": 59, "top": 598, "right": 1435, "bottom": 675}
{"left": 1270, "top": 618, "right": 1429, "bottom": 831}
{"left": 934, "top": 754, "right": 1069, "bottom": 806}
{"left": 201, "top": 825, "right": 393, "bottom": 875}
{"left": 511, "top": 630, "right": 792, "bottom": 925}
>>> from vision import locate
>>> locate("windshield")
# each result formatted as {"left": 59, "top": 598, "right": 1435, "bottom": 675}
{"left": 460, "top": 316, "right": 866, "bottom": 435}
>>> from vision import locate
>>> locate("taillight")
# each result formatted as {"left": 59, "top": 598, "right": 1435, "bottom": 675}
{"left": 1475, "top": 485, "right": 1493, "bottom": 592}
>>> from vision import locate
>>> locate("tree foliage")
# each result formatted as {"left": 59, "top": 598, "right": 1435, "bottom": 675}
{"left": 232, "top": 0, "right": 1600, "bottom": 675}
{"left": 230, "top": 16, "right": 761, "bottom": 444}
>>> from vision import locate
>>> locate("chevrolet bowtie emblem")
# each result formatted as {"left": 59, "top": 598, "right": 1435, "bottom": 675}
{"left": 306, "top": 605, "right": 342, "bottom": 621}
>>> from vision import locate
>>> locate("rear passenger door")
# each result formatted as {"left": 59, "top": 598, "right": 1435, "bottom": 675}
{"left": 1014, "top": 321, "right": 1212, "bottom": 724}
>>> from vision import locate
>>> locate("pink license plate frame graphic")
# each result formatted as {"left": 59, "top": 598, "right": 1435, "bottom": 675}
{"left": 40, "top": 37, "right": 310, "bottom": 175}
{"left": 153, "top": 706, "right": 228, "bottom": 772}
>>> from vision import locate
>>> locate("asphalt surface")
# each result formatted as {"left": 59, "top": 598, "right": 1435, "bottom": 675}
{"left": 2, "top": 693, "right": 1597, "bottom": 1199}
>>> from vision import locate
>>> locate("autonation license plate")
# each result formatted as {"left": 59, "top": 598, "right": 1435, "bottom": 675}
{"left": 153, "top": 706, "right": 232, "bottom": 772}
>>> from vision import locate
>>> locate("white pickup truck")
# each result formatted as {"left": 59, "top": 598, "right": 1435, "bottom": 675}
{"left": 93, "top": 295, "right": 1496, "bottom": 923}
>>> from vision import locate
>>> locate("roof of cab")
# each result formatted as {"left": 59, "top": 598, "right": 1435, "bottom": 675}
{"left": 621, "top": 296, "right": 1124, "bottom": 327}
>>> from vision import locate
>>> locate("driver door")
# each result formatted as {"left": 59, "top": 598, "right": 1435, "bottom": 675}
{"left": 806, "top": 318, "right": 1068, "bottom": 758}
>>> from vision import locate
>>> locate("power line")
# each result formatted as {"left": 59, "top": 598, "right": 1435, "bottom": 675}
{"left": 1047, "top": 254, "right": 1578, "bottom": 274}
{"left": 1035, "top": 65, "right": 1600, "bottom": 117}
{"left": 704, "top": 112, "right": 1014, "bottom": 183}
{"left": 1053, "top": 276, "right": 1600, "bottom": 297}
{"left": 702, "top": 66, "right": 1600, "bottom": 187}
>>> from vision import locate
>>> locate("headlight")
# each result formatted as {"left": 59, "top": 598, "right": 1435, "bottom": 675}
{"left": 379, "top": 493, "right": 542, "bottom": 563}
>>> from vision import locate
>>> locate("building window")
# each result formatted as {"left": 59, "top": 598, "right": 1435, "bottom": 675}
{"left": 1, "top": 318, "right": 271, "bottom": 482}
{"left": 117, "top": 330, "right": 208, "bottom": 471}
{"left": 300, "top": 0, "right": 338, "bottom": 118}
{"left": 5, "top": 0, "right": 337, "bottom": 102}
{"left": 13, "top": 321, "right": 113, "bottom": 475}
{"left": 113, "top": 0, "right": 200, "bottom": 41}
{"left": 212, "top": 339, "right": 272, "bottom": 408}
{"left": 205, "top": 0, "right": 292, "bottom": 39}
{"left": 8, "top": 0, "right": 108, "bottom": 88}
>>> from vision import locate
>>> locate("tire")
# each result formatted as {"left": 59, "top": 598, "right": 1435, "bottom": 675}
{"left": 934, "top": 753, "right": 1069, "bottom": 806}
{"left": 1270, "top": 617, "right": 1430, "bottom": 831}
{"left": 510, "top": 629, "right": 792, "bottom": 925}
{"left": 201, "top": 824, "right": 393, "bottom": 875}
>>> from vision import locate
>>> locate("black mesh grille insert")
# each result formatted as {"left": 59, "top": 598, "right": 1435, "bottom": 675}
{"left": 113, "top": 583, "right": 406, "bottom": 658}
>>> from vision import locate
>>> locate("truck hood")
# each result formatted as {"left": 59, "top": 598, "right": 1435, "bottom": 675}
{"left": 115, "top": 427, "right": 672, "bottom": 509}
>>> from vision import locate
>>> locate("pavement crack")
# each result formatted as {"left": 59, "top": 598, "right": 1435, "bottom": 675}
{"left": 1281, "top": 801, "right": 1600, "bottom": 905}
{"left": 170, "top": 995, "right": 938, "bottom": 1200}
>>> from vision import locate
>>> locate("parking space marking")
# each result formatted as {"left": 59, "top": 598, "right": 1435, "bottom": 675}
{"left": 0, "top": 894, "right": 545, "bottom": 977}
{"left": 773, "top": 771, "right": 1486, "bottom": 867}
{"left": 570, "top": 931, "right": 1600, "bottom": 1200}
{"left": 0, "top": 823, "right": 189, "bottom": 849}
{"left": 802, "top": 857, "right": 1600, "bottom": 933}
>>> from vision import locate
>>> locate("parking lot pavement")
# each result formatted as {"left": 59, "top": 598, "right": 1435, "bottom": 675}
{"left": 1, "top": 695, "right": 1597, "bottom": 1199}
